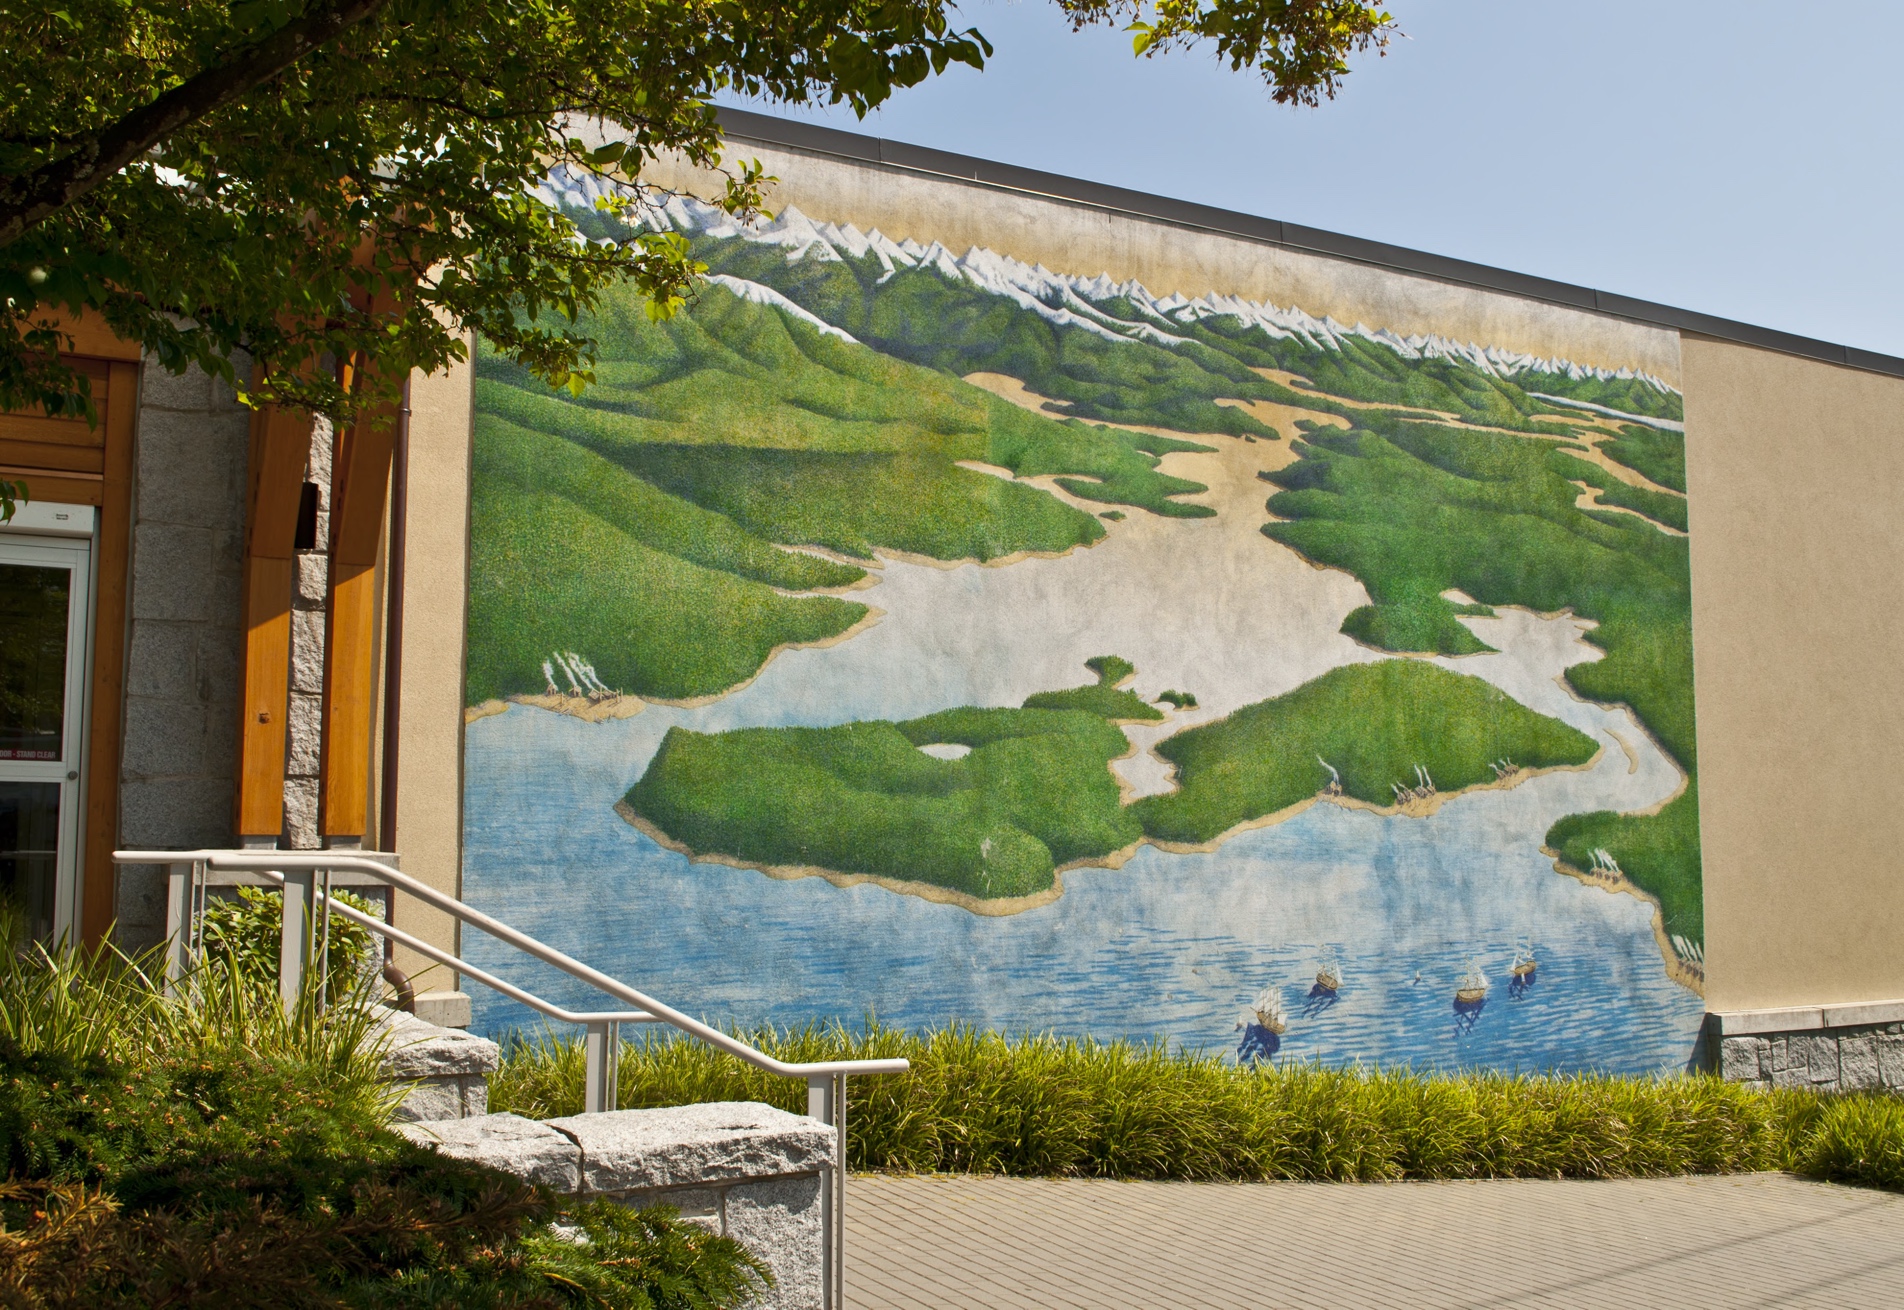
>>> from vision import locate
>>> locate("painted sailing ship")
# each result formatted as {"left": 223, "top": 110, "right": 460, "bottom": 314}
{"left": 1246, "top": 985, "right": 1288, "bottom": 1035}
{"left": 1454, "top": 960, "right": 1489, "bottom": 1006}
{"left": 1314, "top": 950, "right": 1343, "bottom": 995}
{"left": 1509, "top": 943, "right": 1537, "bottom": 980}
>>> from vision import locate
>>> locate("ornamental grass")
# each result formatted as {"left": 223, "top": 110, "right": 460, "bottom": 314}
{"left": 491, "top": 1020, "right": 1904, "bottom": 1190}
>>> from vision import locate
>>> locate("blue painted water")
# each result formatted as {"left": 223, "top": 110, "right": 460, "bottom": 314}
{"left": 462, "top": 689, "right": 1702, "bottom": 1074}
{"left": 459, "top": 440, "right": 1706, "bottom": 1073}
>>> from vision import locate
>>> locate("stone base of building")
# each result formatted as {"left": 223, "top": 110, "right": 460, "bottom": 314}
{"left": 1711, "top": 1001, "right": 1904, "bottom": 1092}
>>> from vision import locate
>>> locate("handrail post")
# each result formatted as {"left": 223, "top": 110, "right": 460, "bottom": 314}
{"left": 162, "top": 862, "right": 192, "bottom": 994}
{"left": 316, "top": 866, "right": 333, "bottom": 1013}
{"left": 278, "top": 866, "right": 314, "bottom": 1010}
{"left": 808, "top": 1073, "right": 845, "bottom": 1310}
{"left": 162, "top": 859, "right": 209, "bottom": 996}
{"left": 584, "top": 1019, "right": 620, "bottom": 1115}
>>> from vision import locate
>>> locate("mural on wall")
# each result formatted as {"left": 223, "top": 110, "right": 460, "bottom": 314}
{"left": 461, "top": 168, "right": 1705, "bottom": 1073}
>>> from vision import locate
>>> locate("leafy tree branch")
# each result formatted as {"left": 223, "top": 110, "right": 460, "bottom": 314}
{"left": 0, "top": 0, "right": 1392, "bottom": 466}
{"left": 0, "top": 0, "right": 395, "bottom": 246}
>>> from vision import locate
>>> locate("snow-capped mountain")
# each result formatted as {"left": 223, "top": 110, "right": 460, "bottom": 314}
{"left": 536, "top": 169, "right": 1678, "bottom": 397}
{"left": 703, "top": 275, "right": 858, "bottom": 343}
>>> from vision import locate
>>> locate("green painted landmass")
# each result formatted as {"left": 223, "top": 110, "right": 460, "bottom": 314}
{"left": 1133, "top": 661, "right": 1598, "bottom": 844}
{"left": 626, "top": 659, "right": 1593, "bottom": 904}
{"left": 1556, "top": 452, "right": 1689, "bottom": 533}
{"left": 469, "top": 283, "right": 1217, "bottom": 704}
{"left": 1022, "top": 654, "right": 1162, "bottom": 721}
{"left": 1259, "top": 414, "right": 1703, "bottom": 943}
{"left": 1517, "top": 374, "right": 1684, "bottom": 424}
{"left": 467, "top": 485, "right": 866, "bottom": 704}
{"left": 625, "top": 705, "right": 1138, "bottom": 901}
{"left": 1599, "top": 424, "right": 1688, "bottom": 493}
{"left": 476, "top": 411, "right": 862, "bottom": 591}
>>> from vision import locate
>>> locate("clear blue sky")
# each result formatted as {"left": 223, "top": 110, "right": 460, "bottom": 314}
{"left": 728, "top": 0, "right": 1904, "bottom": 357}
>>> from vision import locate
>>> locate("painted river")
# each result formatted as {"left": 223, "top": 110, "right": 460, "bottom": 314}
{"left": 461, "top": 431, "right": 1706, "bottom": 1073}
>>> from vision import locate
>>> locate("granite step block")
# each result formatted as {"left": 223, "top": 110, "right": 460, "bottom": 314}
{"left": 397, "top": 1112, "right": 583, "bottom": 1192}
{"left": 543, "top": 1101, "right": 836, "bottom": 1195}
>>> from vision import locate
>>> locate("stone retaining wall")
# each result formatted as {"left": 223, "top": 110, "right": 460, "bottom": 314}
{"left": 377, "top": 1008, "right": 499, "bottom": 1121}
{"left": 1718, "top": 1022, "right": 1904, "bottom": 1093}
{"left": 376, "top": 1009, "right": 828, "bottom": 1309}
{"left": 400, "top": 1104, "right": 830, "bottom": 1310}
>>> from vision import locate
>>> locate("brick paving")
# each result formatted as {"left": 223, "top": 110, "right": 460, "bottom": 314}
{"left": 845, "top": 1172, "right": 1904, "bottom": 1309}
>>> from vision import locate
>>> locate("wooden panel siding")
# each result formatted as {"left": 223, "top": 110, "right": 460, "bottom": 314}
{"left": 82, "top": 360, "right": 136, "bottom": 943}
{"left": 0, "top": 473, "right": 103, "bottom": 506}
{"left": 0, "top": 439, "right": 108, "bottom": 473}
{"left": 2, "top": 326, "right": 136, "bottom": 945}
{"left": 0, "top": 358, "right": 114, "bottom": 504}
{"left": 321, "top": 381, "right": 400, "bottom": 839}
{"left": 235, "top": 401, "right": 314, "bottom": 837}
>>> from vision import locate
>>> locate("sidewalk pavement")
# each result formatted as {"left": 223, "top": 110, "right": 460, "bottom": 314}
{"left": 845, "top": 1172, "right": 1904, "bottom": 1309}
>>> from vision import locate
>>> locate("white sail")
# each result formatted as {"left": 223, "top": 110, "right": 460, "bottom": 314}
{"left": 1455, "top": 960, "right": 1489, "bottom": 997}
{"left": 1249, "top": 986, "right": 1287, "bottom": 1031}
{"left": 1316, "top": 949, "right": 1343, "bottom": 990}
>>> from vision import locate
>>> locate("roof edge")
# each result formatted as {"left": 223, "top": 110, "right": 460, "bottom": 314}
{"left": 714, "top": 106, "right": 1904, "bottom": 382}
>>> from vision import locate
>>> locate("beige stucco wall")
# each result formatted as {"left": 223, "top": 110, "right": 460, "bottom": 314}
{"left": 644, "top": 144, "right": 1681, "bottom": 384}
{"left": 1685, "top": 336, "right": 1904, "bottom": 1012}
{"left": 387, "top": 348, "right": 474, "bottom": 988}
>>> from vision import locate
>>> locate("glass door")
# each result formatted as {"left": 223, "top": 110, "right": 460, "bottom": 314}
{"left": 0, "top": 534, "right": 91, "bottom": 944}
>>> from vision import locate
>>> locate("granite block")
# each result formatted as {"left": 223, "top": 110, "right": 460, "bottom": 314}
{"left": 726, "top": 1174, "right": 824, "bottom": 1310}
{"left": 398, "top": 1114, "right": 582, "bottom": 1191}
{"left": 545, "top": 1102, "right": 835, "bottom": 1195}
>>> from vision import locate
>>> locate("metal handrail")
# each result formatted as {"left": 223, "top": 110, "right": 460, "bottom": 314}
{"left": 244, "top": 863, "right": 660, "bottom": 1028}
{"left": 115, "top": 848, "right": 908, "bottom": 1082}
{"left": 116, "top": 846, "right": 903, "bottom": 1310}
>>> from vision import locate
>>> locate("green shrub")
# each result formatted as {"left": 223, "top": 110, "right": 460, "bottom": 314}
{"left": 199, "top": 885, "right": 381, "bottom": 998}
{"left": 0, "top": 941, "right": 770, "bottom": 1308}
{"left": 0, "top": 928, "right": 394, "bottom": 1094}
{"left": 0, "top": 1040, "right": 770, "bottom": 1307}
{"left": 493, "top": 1021, "right": 1904, "bottom": 1191}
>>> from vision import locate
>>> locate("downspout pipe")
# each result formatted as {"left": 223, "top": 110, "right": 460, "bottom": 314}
{"left": 376, "top": 377, "right": 411, "bottom": 953}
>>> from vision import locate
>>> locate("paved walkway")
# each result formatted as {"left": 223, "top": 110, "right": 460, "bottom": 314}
{"left": 846, "top": 1172, "right": 1904, "bottom": 1309}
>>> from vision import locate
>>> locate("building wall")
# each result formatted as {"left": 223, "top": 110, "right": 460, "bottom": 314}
{"left": 387, "top": 352, "right": 475, "bottom": 991}
{"left": 82, "top": 146, "right": 1904, "bottom": 1035}
{"left": 1684, "top": 336, "right": 1904, "bottom": 1013}
{"left": 114, "top": 358, "right": 251, "bottom": 945}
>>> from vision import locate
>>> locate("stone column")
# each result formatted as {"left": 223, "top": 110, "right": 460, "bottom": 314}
{"left": 114, "top": 357, "right": 250, "bottom": 948}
